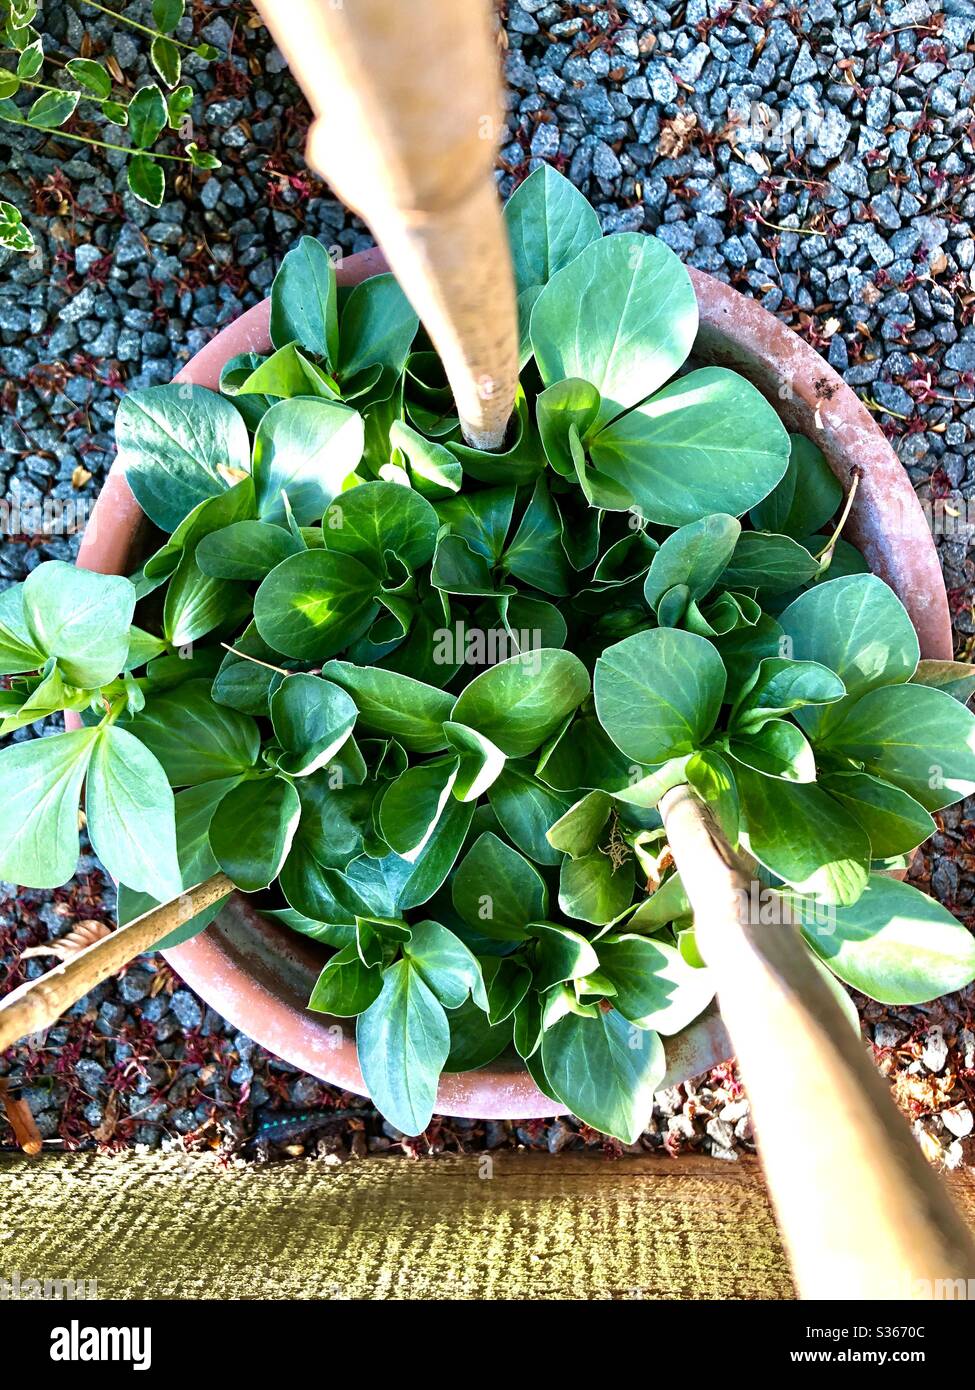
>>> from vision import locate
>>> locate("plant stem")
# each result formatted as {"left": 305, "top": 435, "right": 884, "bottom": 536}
{"left": 0, "top": 112, "right": 192, "bottom": 161}
{"left": 79, "top": 0, "right": 204, "bottom": 55}
{"left": 219, "top": 643, "right": 291, "bottom": 677}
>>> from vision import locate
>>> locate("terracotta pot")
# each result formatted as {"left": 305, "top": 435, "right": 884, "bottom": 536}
{"left": 74, "top": 249, "right": 952, "bottom": 1120}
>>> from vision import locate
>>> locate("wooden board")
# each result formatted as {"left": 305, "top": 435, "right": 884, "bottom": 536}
{"left": 1, "top": 1150, "right": 971, "bottom": 1300}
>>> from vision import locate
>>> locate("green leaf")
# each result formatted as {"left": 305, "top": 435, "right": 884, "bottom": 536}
{"left": 254, "top": 549, "right": 378, "bottom": 661}
{"left": 270, "top": 673, "right": 357, "bottom": 777}
{"left": 27, "top": 88, "right": 79, "bottom": 128}
{"left": 403, "top": 918, "right": 487, "bottom": 1010}
{"left": 594, "top": 628, "right": 726, "bottom": 765}
{"left": 0, "top": 661, "right": 65, "bottom": 737}
{"left": 393, "top": 798, "right": 475, "bottom": 911}
{"left": 357, "top": 959, "right": 450, "bottom": 1135}
{"left": 817, "top": 683, "right": 975, "bottom": 812}
{"left": 125, "top": 679, "right": 259, "bottom": 786}
{"left": 322, "top": 662, "right": 453, "bottom": 753}
{"left": 16, "top": 37, "right": 43, "bottom": 78}
{"left": 536, "top": 712, "right": 634, "bottom": 795}
{"left": 0, "top": 199, "right": 33, "bottom": 253}
{"left": 531, "top": 232, "right": 697, "bottom": 432}
{"left": 270, "top": 236, "right": 338, "bottom": 364}
{"left": 338, "top": 273, "right": 418, "bottom": 379}
{"left": 194, "top": 42, "right": 219, "bottom": 60}
{"left": 0, "top": 728, "right": 98, "bottom": 888}
{"left": 910, "top": 659, "right": 975, "bottom": 704}
{"left": 737, "top": 767, "right": 871, "bottom": 904}
{"left": 128, "top": 83, "right": 167, "bottom": 147}
{"left": 535, "top": 377, "right": 601, "bottom": 476}
{"left": 822, "top": 771, "right": 935, "bottom": 859}
{"left": 85, "top": 726, "right": 181, "bottom": 901}
{"left": 541, "top": 1007, "right": 665, "bottom": 1143}
{"left": 531, "top": 922, "right": 600, "bottom": 991}
{"left": 779, "top": 574, "right": 920, "bottom": 738}
{"left": 452, "top": 831, "right": 547, "bottom": 940}
{"left": 196, "top": 519, "right": 302, "bottom": 581}
{"left": 150, "top": 34, "right": 180, "bottom": 86}
{"left": 309, "top": 942, "right": 382, "bottom": 1016}
{"left": 0, "top": 73, "right": 21, "bottom": 101}
{"left": 504, "top": 163, "right": 602, "bottom": 353}
{"left": 794, "top": 875, "right": 975, "bottom": 1005}
{"left": 643, "top": 513, "right": 741, "bottom": 614}
{"left": 685, "top": 749, "right": 739, "bottom": 848}
{"left": 22, "top": 561, "right": 134, "bottom": 688}
{"left": 450, "top": 649, "right": 590, "bottom": 758}
{"left": 152, "top": 0, "right": 184, "bottom": 30}
{"left": 430, "top": 532, "right": 498, "bottom": 596}
{"left": 127, "top": 154, "right": 164, "bottom": 208}
{"left": 252, "top": 398, "right": 363, "bottom": 526}
{"left": 162, "top": 552, "right": 247, "bottom": 648}
{"left": 442, "top": 721, "right": 506, "bottom": 801}
{"left": 378, "top": 757, "right": 458, "bottom": 859}
{"left": 115, "top": 384, "right": 248, "bottom": 532}
{"left": 727, "top": 718, "right": 817, "bottom": 782}
{"left": 487, "top": 763, "right": 571, "bottom": 866}
{"left": 209, "top": 775, "right": 301, "bottom": 892}
{"left": 185, "top": 141, "right": 220, "bottom": 170}
{"left": 750, "top": 432, "right": 842, "bottom": 538}
{"left": 590, "top": 367, "right": 790, "bottom": 527}
{"left": 598, "top": 935, "right": 715, "bottom": 1033}
{"left": 323, "top": 479, "right": 438, "bottom": 573}
{"left": 558, "top": 848, "right": 634, "bottom": 925}
{"left": 546, "top": 790, "right": 612, "bottom": 859}
{"left": 237, "top": 342, "right": 337, "bottom": 400}
{"left": 721, "top": 530, "right": 821, "bottom": 595}
{"left": 444, "top": 996, "right": 513, "bottom": 1072}
{"left": 101, "top": 99, "right": 128, "bottom": 126}
{"left": 501, "top": 475, "right": 571, "bottom": 596}
{"left": 730, "top": 657, "right": 846, "bottom": 733}
{"left": 481, "top": 957, "right": 531, "bottom": 1025}
{"left": 388, "top": 419, "right": 462, "bottom": 499}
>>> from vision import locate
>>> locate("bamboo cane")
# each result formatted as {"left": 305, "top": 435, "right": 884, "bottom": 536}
{"left": 254, "top": 0, "right": 519, "bottom": 450}
{"left": 658, "top": 783, "right": 975, "bottom": 1299}
{"left": 0, "top": 874, "right": 232, "bottom": 1054}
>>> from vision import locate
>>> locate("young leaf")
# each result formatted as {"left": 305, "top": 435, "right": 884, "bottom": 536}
{"left": 531, "top": 922, "right": 600, "bottom": 991}
{"left": 590, "top": 368, "right": 790, "bottom": 527}
{"left": 558, "top": 848, "right": 634, "bottom": 925}
{"left": 322, "top": 662, "right": 454, "bottom": 753}
{"left": 720, "top": 530, "right": 821, "bottom": 595}
{"left": 128, "top": 83, "right": 167, "bottom": 147}
{"left": 531, "top": 232, "right": 698, "bottom": 432}
{"left": 794, "top": 875, "right": 975, "bottom": 1005}
{"left": 253, "top": 549, "right": 379, "bottom": 660}
{"left": 730, "top": 657, "right": 846, "bottom": 733}
{"left": 270, "top": 673, "right": 357, "bottom": 777}
{"left": 23, "top": 561, "right": 134, "bottom": 688}
{"left": 209, "top": 775, "right": 301, "bottom": 892}
{"left": 450, "top": 649, "right": 590, "bottom": 758}
{"left": 481, "top": 957, "right": 532, "bottom": 1025}
{"left": 540, "top": 1008, "right": 665, "bottom": 1143}
{"left": 546, "top": 790, "right": 612, "bottom": 859}
{"left": 0, "top": 728, "right": 98, "bottom": 888}
{"left": 309, "top": 942, "right": 382, "bottom": 1016}
{"left": 356, "top": 959, "right": 450, "bottom": 1135}
{"left": 0, "top": 200, "right": 33, "bottom": 253}
{"left": 252, "top": 398, "right": 363, "bottom": 526}
{"left": 270, "top": 235, "right": 339, "bottom": 364}
{"left": 594, "top": 628, "right": 726, "bottom": 765}
{"left": 452, "top": 831, "right": 547, "bottom": 940}
{"left": 728, "top": 718, "right": 816, "bottom": 782}
{"left": 186, "top": 141, "right": 220, "bottom": 170}
{"left": 643, "top": 513, "right": 741, "bottom": 614}
{"left": 115, "top": 384, "right": 249, "bottom": 532}
{"left": 338, "top": 273, "right": 419, "bottom": 378}
{"left": 501, "top": 475, "right": 572, "bottom": 596}
{"left": 403, "top": 918, "right": 487, "bottom": 1010}
{"left": 778, "top": 574, "right": 920, "bottom": 738}
{"left": 598, "top": 935, "right": 715, "bottom": 1034}
{"left": 85, "top": 727, "right": 181, "bottom": 902}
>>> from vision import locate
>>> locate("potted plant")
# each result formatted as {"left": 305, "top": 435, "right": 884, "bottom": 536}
{"left": 2, "top": 166, "right": 974, "bottom": 1142}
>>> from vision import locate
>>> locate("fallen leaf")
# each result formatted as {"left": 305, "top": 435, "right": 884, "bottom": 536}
{"left": 0, "top": 1079, "right": 42, "bottom": 1156}
{"left": 71, "top": 464, "right": 92, "bottom": 490}
{"left": 20, "top": 919, "right": 112, "bottom": 963}
{"left": 94, "top": 1091, "right": 119, "bottom": 1144}
{"left": 657, "top": 112, "right": 697, "bottom": 159}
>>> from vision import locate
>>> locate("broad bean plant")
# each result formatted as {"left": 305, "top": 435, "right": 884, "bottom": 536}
{"left": 2, "top": 167, "right": 975, "bottom": 1141}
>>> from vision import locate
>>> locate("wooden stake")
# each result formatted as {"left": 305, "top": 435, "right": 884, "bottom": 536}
{"left": 0, "top": 873, "right": 233, "bottom": 1053}
{"left": 659, "top": 783, "right": 975, "bottom": 1299}
{"left": 254, "top": 0, "right": 519, "bottom": 449}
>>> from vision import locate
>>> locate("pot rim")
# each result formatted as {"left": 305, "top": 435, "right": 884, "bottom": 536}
{"left": 72, "top": 247, "right": 951, "bottom": 1120}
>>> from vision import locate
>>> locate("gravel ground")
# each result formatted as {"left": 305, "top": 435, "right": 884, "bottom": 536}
{"left": 2, "top": 0, "right": 975, "bottom": 1166}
